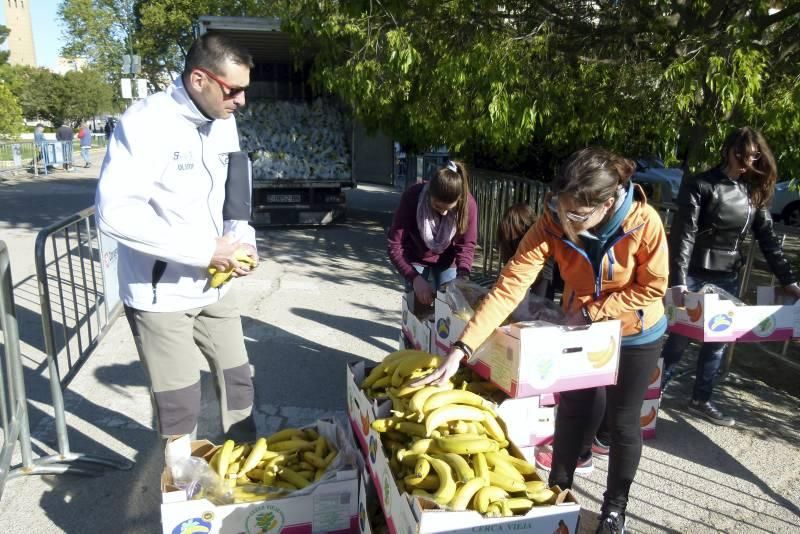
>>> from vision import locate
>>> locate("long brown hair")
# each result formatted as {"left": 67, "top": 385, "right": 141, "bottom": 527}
{"left": 497, "top": 203, "right": 536, "bottom": 264}
{"left": 721, "top": 126, "right": 777, "bottom": 209}
{"left": 429, "top": 160, "right": 471, "bottom": 234}
{"left": 552, "top": 147, "right": 635, "bottom": 242}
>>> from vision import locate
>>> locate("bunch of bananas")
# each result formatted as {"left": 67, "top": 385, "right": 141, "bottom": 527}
{"left": 362, "top": 350, "right": 558, "bottom": 517}
{"left": 208, "top": 426, "right": 338, "bottom": 503}
{"left": 208, "top": 249, "right": 258, "bottom": 288}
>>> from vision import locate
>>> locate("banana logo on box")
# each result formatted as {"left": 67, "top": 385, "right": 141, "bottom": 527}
{"left": 436, "top": 317, "right": 450, "bottom": 338}
{"left": 172, "top": 517, "right": 211, "bottom": 534}
{"left": 707, "top": 313, "right": 733, "bottom": 332}
{"left": 246, "top": 505, "right": 285, "bottom": 533}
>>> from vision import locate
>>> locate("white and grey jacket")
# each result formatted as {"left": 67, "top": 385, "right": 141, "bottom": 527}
{"left": 95, "top": 77, "right": 256, "bottom": 312}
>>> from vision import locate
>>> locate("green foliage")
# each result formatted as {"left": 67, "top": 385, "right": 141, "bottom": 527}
{"left": 0, "top": 83, "right": 24, "bottom": 137}
{"left": 0, "top": 64, "right": 113, "bottom": 127}
{"left": 0, "top": 25, "right": 10, "bottom": 64}
{"left": 283, "top": 0, "right": 800, "bottom": 178}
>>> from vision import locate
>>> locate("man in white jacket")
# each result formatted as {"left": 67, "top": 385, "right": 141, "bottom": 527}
{"left": 96, "top": 33, "right": 257, "bottom": 439}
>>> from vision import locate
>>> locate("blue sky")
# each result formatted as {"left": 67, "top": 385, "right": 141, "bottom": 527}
{"left": 0, "top": 0, "right": 63, "bottom": 69}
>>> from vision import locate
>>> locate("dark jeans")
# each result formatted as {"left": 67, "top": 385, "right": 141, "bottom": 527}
{"left": 549, "top": 339, "right": 663, "bottom": 513}
{"left": 661, "top": 274, "right": 739, "bottom": 402}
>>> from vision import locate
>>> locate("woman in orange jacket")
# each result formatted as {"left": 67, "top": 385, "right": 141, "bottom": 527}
{"left": 416, "top": 147, "right": 669, "bottom": 534}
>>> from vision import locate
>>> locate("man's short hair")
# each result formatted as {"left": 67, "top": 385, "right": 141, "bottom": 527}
{"left": 184, "top": 33, "right": 254, "bottom": 75}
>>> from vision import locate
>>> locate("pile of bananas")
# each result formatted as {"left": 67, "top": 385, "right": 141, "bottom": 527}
{"left": 208, "top": 249, "right": 258, "bottom": 288}
{"left": 208, "top": 426, "right": 338, "bottom": 503}
{"left": 361, "top": 350, "right": 558, "bottom": 517}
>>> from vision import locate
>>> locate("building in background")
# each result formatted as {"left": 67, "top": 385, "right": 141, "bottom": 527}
{"left": 4, "top": 0, "right": 36, "bottom": 66}
{"left": 52, "top": 56, "right": 87, "bottom": 75}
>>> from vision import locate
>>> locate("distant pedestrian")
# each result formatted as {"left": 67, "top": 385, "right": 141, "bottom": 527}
{"left": 33, "top": 123, "right": 47, "bottom": 169}
{"left": 55, "top": 123, "right": 75, "bottom": 171}
{"left": 78, "top": 122, "right": 92, "bottom": 167}
{"left": 104, "top": 117, "right": 116, "bottom": 141}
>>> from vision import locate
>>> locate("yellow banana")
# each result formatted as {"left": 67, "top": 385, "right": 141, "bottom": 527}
{"left": 528, "top": 487, "right": 557, "bottom": 505}
{"left": 504, "top": 497, "right": 535, "bottom": 513}
{"left": 278, "top": 467, "right": 311, "bottom": 489}
{"left": 391, "top": 353, "right": 442, "bottom": 387}
{"left": 434, "top": 434, "right": 499, "bottom": 455}
{"left": 216, "top": 439, "right": 235, "bottom": 478}
{"left": 273, "top": 480, "right": 297, "bottom": 491}
{"left": 414, "top": 457, "right": 431, "bottom": 479}
{"left": 404, "top": 473, "right": 440, "bottom": 490}
{"left": 394, "top": 384, "right": 424, "bottom": 398}
{"left": 484, "top": 452, "right": 525, "bottom": 482}
{"left": 449, "top": 477, "right": 487, "bottom": 511}
{"left": 497, "top": 453, "right": 537, "bottom": 476}
{"left": 239, "top": 438, "right": 267, "bottom": 475}
{"left": 525, "top": 480, "right": 547, "bottom": 493}
{"left": 488, "top": 470, "right": 526, "bottom": 493}
{"left": 303, "top": 451, "right": 328, "bottom": 470}
{"left": 371, "top": 375, "right": 392, "bottom": 389}
{"left": 475, "top": 486, "right": 509, "bottom": 514}
{"left": 422, "top": 389, "right": 497, "bottom": 414}
{"left": 424, "top": 405, "right": 487, "bottom": 436}
{"left": 472, "top": 452, "right": 490, "bottom": 484}
{"left": 436, "top": 453, "right": 474, "bottom": 483}
{"left": 266, "top": 428, "right": 305, "bottom": 444}
{"left": 314, "top": 437, "right": 327, "bottom": 457}
{"left": 481, "top": 413, "right": 507, "bottom": 442}
{"left": 423, "top": 455, "right": 457, "bottom": 506}
{"left": 409, "top": 385, "right": 452, "bottom": 420}
{"left": 321, "top": 450, "right": 337, "bottom": 468}
{"left": 269, "top": 439, "right": 314, "bottom": 452}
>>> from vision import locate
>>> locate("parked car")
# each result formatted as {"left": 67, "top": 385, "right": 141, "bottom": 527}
{"left": 631, "top": 157, "right": 683, "bottom": 204}
{"left": 770, "top": 181, "right": 800, "bottom": 226}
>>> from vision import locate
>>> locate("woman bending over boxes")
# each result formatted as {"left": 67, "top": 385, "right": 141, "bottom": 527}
{"left": 415, "top": 147, "right": 668, "bottom": 534}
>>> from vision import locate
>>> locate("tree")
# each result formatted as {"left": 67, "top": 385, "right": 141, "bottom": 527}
{"left": 283, "top": 1, "right": 800, "bottom": 178}
{"left": 0, "top": 84, "right": 24, "bottom": 138}
{"left": 0, "top": 25, "right": 10, "bottom": 64}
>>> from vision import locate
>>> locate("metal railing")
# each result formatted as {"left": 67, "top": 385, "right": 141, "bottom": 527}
{"left": 34, "top": 207, "right": 132, "bottom": 473}
{"left": 0, "top": 137, "right": 107, "bottom": 177}
{"left": 471, "top": 168, "right": 549, "bottom": 278}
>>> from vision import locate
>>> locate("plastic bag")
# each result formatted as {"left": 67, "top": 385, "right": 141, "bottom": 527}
{"left": 442, "top": 279, "right": 490, "bottom": 321}
{"left": 166, "top": 435, "right": 231, "bottom": 503}
{"left": 510, "top": 292, "right": 567, "bottom": 324}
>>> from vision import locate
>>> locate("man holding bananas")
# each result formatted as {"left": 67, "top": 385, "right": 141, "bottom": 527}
{"left": 95, "top": 34, "right": 258, "bottom": 440}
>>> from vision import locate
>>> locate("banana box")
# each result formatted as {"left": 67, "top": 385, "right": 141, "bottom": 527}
{"left": 495, "top": 397, "right": 556, "bottom": 448}
{"left": 640, "top": 396, "right": 660, "bottom": 440}
{"left": 467, "top": 320, "right": 622, "bottom": 398}
{"left": 432, "top": 293, "right": 468, "bottom": 356}
{"left": 402, "top": 296, "right": 432, "bottom": 352}
{"left": 346, "top": 362, "right": 580, "bottom": 533}
{"left": 160, "top": 425, "right": 362, "bottom": 533}
{"left": 666, "top": 289, "right": 800, "bottom": 342}
{"left": 645, "top": 358, "right": 664, "bottom": 401}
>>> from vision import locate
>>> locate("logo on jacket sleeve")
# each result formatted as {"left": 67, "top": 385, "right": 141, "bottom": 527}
{"left": 173, "top": 151, "right": 194, "bottom": 172}
{"left": 218, "top": 153, "right": 230, "bottom": 166}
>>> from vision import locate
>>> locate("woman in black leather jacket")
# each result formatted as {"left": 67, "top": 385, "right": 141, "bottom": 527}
{"left": 661, "top": 127, "right": 800, "bottom": 426}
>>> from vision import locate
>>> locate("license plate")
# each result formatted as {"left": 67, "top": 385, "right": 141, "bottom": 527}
{"left": 267, "top": 194, "right": 301, "bottom": 203}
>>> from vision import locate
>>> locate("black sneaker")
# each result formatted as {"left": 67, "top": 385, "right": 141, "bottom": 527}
{"left": 688, "top": 399, "right": 735, "bottom": 427}
{"left": 595, "top": 511, "right": 625, "bottom": 533}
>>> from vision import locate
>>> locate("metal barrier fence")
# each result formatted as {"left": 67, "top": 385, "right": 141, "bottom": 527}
{"left": 471, "top": 169, "right": 549, "bottom": 277}
{"left": 470, "top": 171, "right": 799, "bottom": 374}
{"left": 0, "top": 137, "right": 107, "bottom": 177}
{"left": 34, "top": 207, "right": 131, "bottom": 473}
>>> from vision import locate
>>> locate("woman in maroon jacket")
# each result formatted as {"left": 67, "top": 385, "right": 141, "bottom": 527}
{"left": 387, "top": 160, "right": 478, "bottom": 305}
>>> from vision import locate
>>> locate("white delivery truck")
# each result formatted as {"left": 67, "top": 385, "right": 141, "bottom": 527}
{"left": 195, "top": 16, "right": 394, "bottom": 225}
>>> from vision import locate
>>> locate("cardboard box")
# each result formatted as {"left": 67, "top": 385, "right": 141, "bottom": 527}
{"left": 645, "top": 358, "right": 664, "bottom": 400}
{"left": 160, "top": 432, "right": 361, "bottom": 533}
{"left": 467, "top": 320, "right": 622, "bottom": 398}
{"left": 666, "top": 288, "right": 800, "bottom": 342}
{"left": 432, "top": 294, "right": 468, "bottom": 356}
{"left": 346, "top": 362, "right": 581, "bottom": 533}
{"left": 640, "top": 396, "right": 660, "bottom": 440}
{"left": 402, "top": 296, "right": 432, "bottom": 352}
{"left": 495, "top": 397, "right": 556, "bottom": 448}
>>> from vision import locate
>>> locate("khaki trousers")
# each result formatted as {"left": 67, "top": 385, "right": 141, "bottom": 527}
{"left": 124, "top": 292, "right": 254, "bottom": 438}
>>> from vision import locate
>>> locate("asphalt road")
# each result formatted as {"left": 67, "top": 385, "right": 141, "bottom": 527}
{"left": 0, "top": 163, "right": 798, "bottom": 533}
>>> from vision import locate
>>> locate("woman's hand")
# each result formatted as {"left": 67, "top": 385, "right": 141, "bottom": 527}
{"left": 410, "top": 347, "right": 464, "bottom": 387}
{"left": 413, "top": 276, "right": 435, "bottom": 306}
{"left": 782, "top": 284, "right": 800, "bottom": 300}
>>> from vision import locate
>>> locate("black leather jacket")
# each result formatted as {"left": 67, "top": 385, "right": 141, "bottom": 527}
{"left": 668, "top": 166, "right": 796, "bottom": 287}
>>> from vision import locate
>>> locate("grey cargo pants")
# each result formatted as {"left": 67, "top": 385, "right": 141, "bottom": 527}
{"left": 124, "top": 292, "right": 254, "bottom": 438}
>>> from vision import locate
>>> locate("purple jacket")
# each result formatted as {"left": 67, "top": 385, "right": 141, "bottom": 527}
{"left": 387, "top": 182, "right": 478, "bottom": 282}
